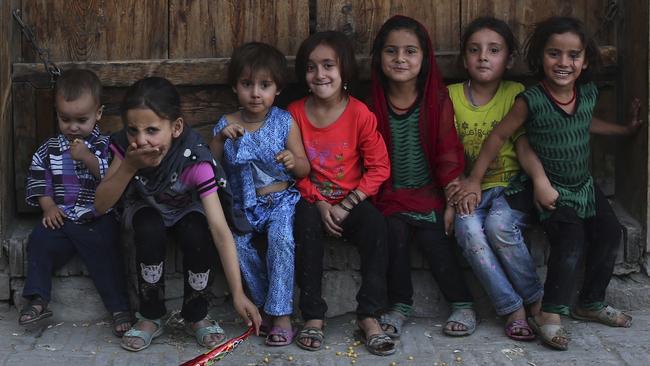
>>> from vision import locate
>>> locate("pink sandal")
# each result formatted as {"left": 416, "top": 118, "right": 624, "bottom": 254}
{"left": 505, "top": 319, "right": 536, "bottom": 341}
{"left": 265, "top": 326, "right": 297, "bottom": 346}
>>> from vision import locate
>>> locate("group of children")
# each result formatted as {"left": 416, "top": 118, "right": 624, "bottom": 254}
{"left": 19, "top": 14, "right": 640, "bottom": 354}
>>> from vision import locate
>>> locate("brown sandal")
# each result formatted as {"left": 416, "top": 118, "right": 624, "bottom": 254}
{"left": 19, "top": 297, "right": 53, "bottom": 326}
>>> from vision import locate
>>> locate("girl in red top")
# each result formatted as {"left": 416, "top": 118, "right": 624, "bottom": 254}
{"left": 369, "top": 15, "right": 477, "bottom": 338}
{"left": 287, "top": 31, "right": 394, "bottom": 356}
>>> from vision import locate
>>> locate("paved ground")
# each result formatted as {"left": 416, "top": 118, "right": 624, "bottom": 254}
{"left": 1, "top": 306, "right": 649, "bottom": 366}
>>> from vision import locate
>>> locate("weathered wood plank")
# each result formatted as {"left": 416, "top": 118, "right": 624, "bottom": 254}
{"left": 316, "top": 0, "right": 460, "bottom": 53}
{"left": 13, "top": 45, "right": 618, "bottom": 89}
{"left": 12, "top": 82, "right": 38, "bottom": 213}
{"left": 615, "top": 0, "right": 648, "bottom": 240}
{"left": 1, "top": 0, "right": 21, "bottom": 238}
{"left": 169, "top": 0, "right": 309, "bottom": 58}
{"left": 20, "top": 0, "right": 168, "bottom": 62}
{"left": 461, "top": 1, "right": 615, "bottom": 51}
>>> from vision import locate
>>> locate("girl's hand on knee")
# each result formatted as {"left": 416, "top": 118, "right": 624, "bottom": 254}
{"left": 233, "top": 293, "right": 262, "bottom": 336}
{"left": 457, "top": 192, "right": 478, "bottom": 216}
{"left": 315, "top": 201, "right": 343, "bottom": 237}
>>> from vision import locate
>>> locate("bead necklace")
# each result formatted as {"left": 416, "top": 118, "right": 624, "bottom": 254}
{"left": 541, "top": 80, "right": 576, "bottom": 106}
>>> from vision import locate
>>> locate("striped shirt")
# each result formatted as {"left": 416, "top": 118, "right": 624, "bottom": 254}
{"left": 26, "top": 126, "right": 110, "bottom": 223}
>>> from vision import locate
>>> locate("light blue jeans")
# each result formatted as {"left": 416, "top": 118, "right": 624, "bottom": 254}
{"left": 454, "top": 186, "right": 543, "bottom": 316}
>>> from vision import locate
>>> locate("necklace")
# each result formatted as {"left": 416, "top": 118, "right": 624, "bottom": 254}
{"left": 541, "top": 80, "right": 576, "bottom": 106}
{"left": 466, "top": 80, "right": 479, "bottom": 107}
{"left": 240, "top": 109, "right": 269, "bottom": 124}
{"left": 387, "top": 95, "right": 417, "bottom": 112}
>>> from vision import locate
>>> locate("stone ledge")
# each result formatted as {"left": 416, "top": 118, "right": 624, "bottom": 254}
{"left": 1, "top": 204, "right": 645, "bottom": 321}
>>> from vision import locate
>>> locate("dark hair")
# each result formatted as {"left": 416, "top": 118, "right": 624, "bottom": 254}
{"left": 121, "top": 77, "right": 181, "bottom": 122}
{"left": 459, "top": 16, "right": 518, "bottom": 68}
{"left": 524, "top": 16, "right": 601, "bottom": 83}
{"left": 370, "top": 15, "right": 431, "bottom": 93}
{"left": 295, "top": 31, "right": 357, "bottom": 94}
{"left": 228, "top": 42, "right": 288, "bottom": 90}
{"left": 55, "top": 69, "right": 102, "bottom": 105}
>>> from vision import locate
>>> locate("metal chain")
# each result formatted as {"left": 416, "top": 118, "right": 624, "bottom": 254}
{"left": 12, "top": 8, "right": 61, "bottom": 83}
{"left": 594, "top": 0, "right": 621, "bottom": 43}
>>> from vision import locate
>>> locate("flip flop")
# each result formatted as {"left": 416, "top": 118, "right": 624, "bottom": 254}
{"left": 443, "top": 308, "right": 477, "bottom": 337}
{"left": 354, "top": 323, "right": 396, "bottom": 357}
{"left": 505, "top": 319, "right": 536, "bottom": 341}
{"left": 571, "top": 305, "right": 632, "bottom": 328}
{"left": 296, "top": 326, "right": 325, "bottom": 351}
{"left": 120, "top": 313, "right": 163, "bottom": 352}
{"left": 379, "top": 310, "right": 407, "bottom": 339}
{"left": 528, "top": 316, "right": 569, "bottom": 351}
{"left": 18, "top": 297, "right": 53, "bottom": 326}
{"left": 265, "top": 326, "right": 297, "bottom": 346}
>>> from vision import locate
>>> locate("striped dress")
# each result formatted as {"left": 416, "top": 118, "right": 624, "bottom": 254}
{"left": 518, "top": 82, "right": 598, "bottom": 220}
{"left": 389, "top": 106, "right": 436, "bottom": 223}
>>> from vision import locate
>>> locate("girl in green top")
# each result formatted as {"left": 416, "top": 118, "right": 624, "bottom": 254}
{"left": 449, "top": 16, "right": 640, "bottom": 351}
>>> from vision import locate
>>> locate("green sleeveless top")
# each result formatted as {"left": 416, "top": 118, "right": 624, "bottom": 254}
{"left": 513, "top": 82, "right": 598, "bottom": 220}
{"left": 389, "top": 106, "right": 436, "bottom": 223}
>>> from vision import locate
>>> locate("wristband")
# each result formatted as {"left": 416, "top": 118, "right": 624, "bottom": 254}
{"left": 339, "top": 202, "right": 352, "bottom": 212}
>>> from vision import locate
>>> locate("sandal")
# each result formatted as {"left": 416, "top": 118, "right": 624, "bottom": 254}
{"left": 265, "top": 326, "right": 297, "bottom": 346}
{"left": 443, "top": 308, "right": 477, "bottom": 337}
{"left": 296, "top": 326, "right": 325, "bottom": 351}
{"left": 571, "top": 305, "right": 632, "bottom": 328}
{"left": 505, "top": 319, "right": 536, "bottom": 341}
{"left": 186, "top": 318, "right": 227, "bottom": 349}
{"left": 19, "top": 296, "right": 53, "bottom": 326}
{"left": 528, "top": 316, "right": 569, "bottom": 351}
{"left": 379, "top": 310, "right": 407, "bottom": 339}
{"left": 355, "top": 322, "right": 396, "bottom": 356}
{"left": 112, "top": 311, "right": 133, "bottom": 337}
{"left": 120, "top": 313, "right": 163, "bottom": 352}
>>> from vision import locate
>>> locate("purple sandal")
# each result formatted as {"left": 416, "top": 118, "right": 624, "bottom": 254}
{"left": 265, "top": 326, "right": 297, "bottom": 346}
{"left": 505, "top": 319, "right": 536, "bottom": 341}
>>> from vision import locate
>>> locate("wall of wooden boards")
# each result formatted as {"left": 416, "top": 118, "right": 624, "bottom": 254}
{"left": 5, "top": 0, "right": 644, "bottom": 243}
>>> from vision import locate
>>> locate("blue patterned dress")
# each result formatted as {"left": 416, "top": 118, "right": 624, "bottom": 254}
{"left": 213, "top": 106, "right": 299, "bottom": 316}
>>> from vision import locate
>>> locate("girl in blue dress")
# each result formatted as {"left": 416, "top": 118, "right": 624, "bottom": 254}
{"left": 211, "top": 42, "right": 310, "bottom": 347}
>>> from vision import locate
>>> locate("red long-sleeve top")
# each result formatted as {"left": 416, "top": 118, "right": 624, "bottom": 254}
{"left": 288, "top": 96, "right": 390, "bottom": 204}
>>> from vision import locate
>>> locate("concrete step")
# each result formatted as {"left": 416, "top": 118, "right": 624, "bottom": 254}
{"left": 2, "top": 202, "right": 646, "bottom": 321}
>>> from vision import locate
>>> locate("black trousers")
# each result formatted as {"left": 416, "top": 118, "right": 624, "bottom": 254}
{"left": 386, "top": 214, "right": 473, "bottom": 306}
{"left": 541, "top": 186, "right": 622, "bottom": 311}
{"left": 132, "top": 208, "right": 218, "bottom": 322}
{"left": 294, "top": 198, "right": 388, "bottom": 320}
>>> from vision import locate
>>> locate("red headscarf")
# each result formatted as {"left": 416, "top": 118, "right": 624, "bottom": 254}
{"left": 370, "top": 15, "right": 465, "bottom": 216}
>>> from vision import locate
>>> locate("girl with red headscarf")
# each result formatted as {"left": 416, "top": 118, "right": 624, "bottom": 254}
{"left": 369, "top": 15, "right": 477, "bottom": 338}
